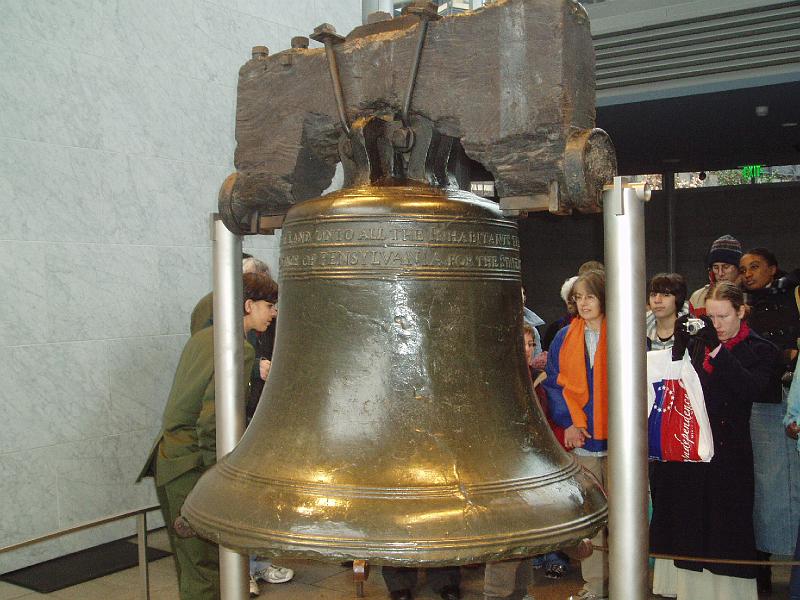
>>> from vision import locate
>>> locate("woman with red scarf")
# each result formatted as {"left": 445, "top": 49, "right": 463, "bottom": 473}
{"left": 543, "top": 269, "right": 608, "bottom": 600}
{"left": 649, "top": 282, "right": 778, "bottom": 600}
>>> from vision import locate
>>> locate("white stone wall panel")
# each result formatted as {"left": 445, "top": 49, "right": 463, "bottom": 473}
{"left": 0, "top": 0, "right": 360, "bottom": 573}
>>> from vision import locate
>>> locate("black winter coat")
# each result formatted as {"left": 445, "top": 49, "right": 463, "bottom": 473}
{"left": 649, "top": 330, "right": 779, "bottom": 579}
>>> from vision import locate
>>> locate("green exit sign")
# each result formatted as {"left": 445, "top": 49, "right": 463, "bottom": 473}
{"left": 742, "top": 164, "right": 763, "bottom": 179}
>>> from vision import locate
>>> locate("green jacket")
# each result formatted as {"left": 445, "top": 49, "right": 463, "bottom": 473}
{"left": 138, "top": 326, "right": 254, "bottom": 486}
{"left": 190, "top": 292, "right": 214, "bottom": 336}
{"left": 190, "top": 291, "right": 263, "bottom": 382}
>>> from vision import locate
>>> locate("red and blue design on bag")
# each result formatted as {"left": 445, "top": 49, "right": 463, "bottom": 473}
{"left": 648, "top": 378, "right": 701, "bottom": 462}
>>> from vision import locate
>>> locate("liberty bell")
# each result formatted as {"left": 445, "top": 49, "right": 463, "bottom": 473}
{"left": 183, "top": 0, "right": 613, "bottom": 567}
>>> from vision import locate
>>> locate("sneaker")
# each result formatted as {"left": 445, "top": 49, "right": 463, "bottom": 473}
{"left": 567, "top": 590, "right": 607, "bottom": 600}
{"left": 249, "top": 575, "right": 260, "bottom": 597}
{"left": 254, "top": 564, "right": 294, "bottom": 584}
{"left": 544, "top": 563, "right": 566, "bottom": 579}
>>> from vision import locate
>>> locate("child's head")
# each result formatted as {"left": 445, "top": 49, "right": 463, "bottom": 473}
{"left": 523, "top": 323, "right": 536, "bottom": 366}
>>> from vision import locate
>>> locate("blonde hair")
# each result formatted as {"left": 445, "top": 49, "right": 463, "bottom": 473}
{"left": 707, "top": 281, "right": 749, "bottom": 318}
{"left": 579, "top": 260, "right": 604, "bottom": 274}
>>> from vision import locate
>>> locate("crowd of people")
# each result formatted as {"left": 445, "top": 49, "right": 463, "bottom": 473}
{"left": 139, "top": 234, "right": 799, "bottom": 600}
{"left": 642, "top": 236, "right": 799, "bottom": 600}
{"left": 499, "top": 235, "right": 799, "bottom": 600}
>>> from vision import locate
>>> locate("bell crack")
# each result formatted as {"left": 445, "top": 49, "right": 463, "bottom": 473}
{"left": 452, "top": 464, "right": 483, "bottom": 520}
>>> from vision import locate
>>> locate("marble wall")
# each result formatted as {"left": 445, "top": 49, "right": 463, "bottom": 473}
{"left": 0, "top": 0, "right": 360, "bottom": 572}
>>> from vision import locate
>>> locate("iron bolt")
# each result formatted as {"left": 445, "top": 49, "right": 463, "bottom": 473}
{"left": 291, "top": 36, "right": 309, "bottom": 49}
{"left": 251, "top": 46, "right": 269, "bottom": 60}
{"left": 402, "top": 1, "right": 439, "bottom": 20}
{"left": 310, "top": 23, "right": 344, "bottom": 45}
{"left": 367, "top": 11, "right": 393, "bottom": 24}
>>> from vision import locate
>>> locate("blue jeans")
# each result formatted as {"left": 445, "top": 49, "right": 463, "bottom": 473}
{"left": 250, "top": 556, "right": 270, "bottom": 576}
{"left": 791, "top": 519, "right": 800, "bottom": 600}
{"left": 531, "top": 552, "right": 569, "bottom": 569}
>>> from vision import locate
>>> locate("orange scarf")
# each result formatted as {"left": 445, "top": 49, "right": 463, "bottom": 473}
{"left": 556, "top": 318, "right": 608, "bottom": 440}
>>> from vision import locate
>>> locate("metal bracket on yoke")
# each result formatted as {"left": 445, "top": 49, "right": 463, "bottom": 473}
{"left": 602, "top": 177, "right": 652, "bottom": 216}
{"left": 399, "top": 1, "right": 439, "bottom": 127}
{"left": 311, "top": 23, "right": 350, "bottom": 135}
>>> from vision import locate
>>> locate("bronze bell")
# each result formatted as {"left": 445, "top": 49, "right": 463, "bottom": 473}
{"left": 182, "top": 116, "right": 607, "bottom": 566}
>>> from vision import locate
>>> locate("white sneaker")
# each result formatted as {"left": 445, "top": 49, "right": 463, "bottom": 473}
{"left": 249, "top": 575, "right": 261, "bottom": 597}
{"left": 568, "top": 591, "right": 607, "bottom": 600}
{"left": 254, "top": 564, "right": 294, "bottom": 584}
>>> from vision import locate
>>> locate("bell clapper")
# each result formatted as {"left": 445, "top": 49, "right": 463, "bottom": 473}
{"left": 352, "top": 559, "right": 370, "bottom": 597}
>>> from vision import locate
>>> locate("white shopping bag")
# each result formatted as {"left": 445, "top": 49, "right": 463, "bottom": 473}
{"left": 646, "top": 349, "right": 714, "bottom": 462}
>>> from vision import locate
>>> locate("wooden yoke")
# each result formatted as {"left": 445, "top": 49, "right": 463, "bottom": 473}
{"left": 219, "top": 0, "right": 617, "bottom": 234}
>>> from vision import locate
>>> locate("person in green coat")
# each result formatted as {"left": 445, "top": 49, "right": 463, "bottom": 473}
{"left": 139, "top": 272, "right": 278, "bottom": 600}
{"left": 190, "top": 255, "right": 272, "bottom": 336}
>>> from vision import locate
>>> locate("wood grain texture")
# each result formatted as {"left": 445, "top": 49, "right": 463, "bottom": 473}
{"left": 222, "top": 0, "right": 614, "bottom": 231}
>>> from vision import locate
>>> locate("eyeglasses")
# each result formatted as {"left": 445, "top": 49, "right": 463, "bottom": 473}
{"left": 572, "top": 293, "right": 598, "bottom": 303}
{"left": 711, "top": 264, "right": 737, "bottom": 274}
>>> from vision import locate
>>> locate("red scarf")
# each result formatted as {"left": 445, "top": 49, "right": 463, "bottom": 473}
{"left": 556, "top": 318, "right": 608, "bottom": 440}
{"left": 702, "top": 321, "right": 750, "bottom": 373}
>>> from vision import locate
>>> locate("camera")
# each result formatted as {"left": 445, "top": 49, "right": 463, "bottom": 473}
{"left": 683, "top": 317, "right": 706, "bottom": 335}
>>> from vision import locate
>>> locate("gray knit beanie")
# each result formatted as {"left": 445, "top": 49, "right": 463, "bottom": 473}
{"left": 706, "top": 234, "right": 742, "bottom": 267}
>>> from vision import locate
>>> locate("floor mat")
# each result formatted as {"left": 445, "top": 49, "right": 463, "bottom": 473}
{"left": 0, "top": 537, "right": 171, "bottom": 593}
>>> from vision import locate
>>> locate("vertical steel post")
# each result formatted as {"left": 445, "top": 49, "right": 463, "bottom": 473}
{"left": 212, "top": 214, "right": 248, "bottom": 600}
{"left": 362, "top": 0, "right": 395, "bottom": 23}
{"left": 664, "top": 171, "right": 676, "bottom": 272}
{"left": 604, "top": 177, "right": 650, "bottom": 600}
{"left": 137, "top": 512, "right": 150, "bottom": 600}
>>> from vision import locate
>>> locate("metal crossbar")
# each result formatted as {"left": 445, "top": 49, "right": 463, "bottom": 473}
{"left": 593, "top": 544, "right": 800, "bottom": 567}
{"left": 0, "top": 505, "right": 161, "bottom": 600}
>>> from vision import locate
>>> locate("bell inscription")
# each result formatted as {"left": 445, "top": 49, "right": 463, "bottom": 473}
{"left": 280, "top": 220, "right": 521, "bottom": 278}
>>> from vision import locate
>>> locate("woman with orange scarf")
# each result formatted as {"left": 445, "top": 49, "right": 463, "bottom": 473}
{"left": 543, "top": 269, "right": 608, "bottom": 600}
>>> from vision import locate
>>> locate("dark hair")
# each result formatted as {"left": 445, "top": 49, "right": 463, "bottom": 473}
{"left": 571, "top": 269, "right": 606, "bottom": 313}
{"left": 707, "top": 281, "right": 748, "bottom": 317}
{"left": 743, "top": 247, "right": 778, "bottom": 268}
{"left": 648, "top": 272, "right": 687, "bottom": 310}
{"left": 242, "top": 272, "right": 278, "bottom": 313}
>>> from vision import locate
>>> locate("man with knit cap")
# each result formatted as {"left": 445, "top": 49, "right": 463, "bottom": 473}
{"left": 688, "top": 234, "right": 743, "bottom": 316}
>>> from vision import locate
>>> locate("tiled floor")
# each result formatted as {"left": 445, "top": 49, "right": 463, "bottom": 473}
{"left": 0, "top": 530, "right": 791, "bottom": 600}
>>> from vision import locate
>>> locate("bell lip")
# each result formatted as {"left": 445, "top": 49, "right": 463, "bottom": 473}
{"left": 181, "top": 500, "right": 608, "bottom": 566}
{"left": 181, "top": 453, "right": 608, "bottom": 566}
{"left": 286, "top": 183, "right": 506, "bottom": 222}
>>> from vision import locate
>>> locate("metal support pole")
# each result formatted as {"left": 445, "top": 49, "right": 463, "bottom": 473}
{"left": 362, "top": 0, "right": 395, "bottom": 23}
{"left": 137, "top": 512, "right": 150, "bottom": 600}
{"left": 603, "top": 177, "right": 650, "bottom": 600}
{"left": 664, "top": 171, "right": 676, "bottom": 272}
{"left": 212, "top": 214, "right": 248, "bottom": 600}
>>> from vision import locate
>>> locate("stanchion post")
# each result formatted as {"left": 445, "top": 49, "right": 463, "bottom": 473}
{"left": 604, "top": 177, "right": 651, "bottom": 599}
{"left": 212, "top": 214, "right": 249, "bottom": 600}
{"left": 137, "top": 512, "right": 150, "bottom": 600}
{"left": 362, "top": 0, "right": 395, "bottom": 23}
